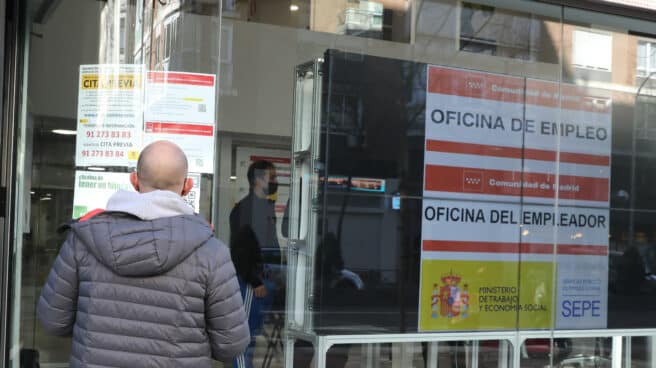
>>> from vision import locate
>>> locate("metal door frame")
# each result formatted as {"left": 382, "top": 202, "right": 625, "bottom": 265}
{"left": 1, "top": 0, "right": 27, "bottom": 366}
{"left": 0, "top": 0, "right": 9, "bottom": 364}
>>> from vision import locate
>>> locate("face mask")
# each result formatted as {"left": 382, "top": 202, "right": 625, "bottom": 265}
{"left": 267, "top": 181, "right": 279, "bottom": 196}
{"left": 264, "top": 181, "right": 279, "bottom": 202}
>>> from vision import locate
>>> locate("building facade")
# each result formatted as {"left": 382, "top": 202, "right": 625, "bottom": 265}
{"left": 1, "top": 0, "right": 656, "bottom": 367}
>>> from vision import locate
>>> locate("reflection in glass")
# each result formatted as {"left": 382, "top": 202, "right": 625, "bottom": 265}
{"left": 10, "top": 0, "right": 656, "bottom": 367}
{"left": 460, "top": 2, "right": 550, "bottom": 62}
{"left": 14, "top": 0, "right": 221, "bottom": 366}
{"left": 521, "top": 338, "right": 610, "bottom": 368}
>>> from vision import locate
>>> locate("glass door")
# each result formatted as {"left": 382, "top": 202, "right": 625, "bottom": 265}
{"left": 6, "top": 1, "right": 221, "bottom": 366}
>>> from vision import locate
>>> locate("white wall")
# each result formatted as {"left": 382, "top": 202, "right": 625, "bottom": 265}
{"left": 29, "top": 0, "right": 102, "bottom": 120}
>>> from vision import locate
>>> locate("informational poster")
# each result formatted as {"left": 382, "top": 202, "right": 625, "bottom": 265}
{"left": 76, "top": 66, "right": 217, "bottom": 174}
{"left": 72, "top": 171, "right": 133, "bottom": 218}
{"left": 144, "top": 71, "right": 217, "bottom": 173}
{"left": 76, "top": 65, "right": 144, "bottom": 166}
{"left": 234, "top": 147, "right": 292, "bottom": 247}
{"left": 73, "top": 67, "right": 212, "bottom": 221}
{"left": 182, "top": 173, "right": 202, "bottom": 213}
{"left": 418, "top": 65, "right": 611, "bottom": 331}
{"left": 73, "top": 171, "right": 202, "bottom": 219}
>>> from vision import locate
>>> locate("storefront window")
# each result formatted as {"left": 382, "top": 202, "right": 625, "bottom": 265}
{"left": 5, "top": 0, "right": 656, "bottom": 367}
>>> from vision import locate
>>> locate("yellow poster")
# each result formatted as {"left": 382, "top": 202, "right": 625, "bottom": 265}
{"left": 418, "top": 260, "right": 553, "bottom": 331}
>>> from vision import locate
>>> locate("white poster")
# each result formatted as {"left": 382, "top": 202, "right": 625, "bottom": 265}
{"left": 73, "top": 171, "right": 202, "bottom": 219}
{"left": 419, "top": 65, "right": 612, "bottom": 331}
{"left": 72, "top": 171, "right": 133, "bottom": 218}
{"left": 182, "top": 173, "right": 202, "bottom": 213}
{"left": 144, "top": 71, "right": 217, "bottom": 173}
{"left": 76, "top": 65, "right": 144, "bottom": 166}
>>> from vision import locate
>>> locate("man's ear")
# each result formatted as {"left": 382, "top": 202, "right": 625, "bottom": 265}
{"left": 129, "top": 172, "right": 140, "bottom": 192}
{"left": 181, "top": 177, "right": 193, "bottom": 196}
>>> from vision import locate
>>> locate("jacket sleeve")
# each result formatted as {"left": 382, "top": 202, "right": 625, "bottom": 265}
{"left": 36, "top": 232, "right": 79, "bottom": 336}
{"left": 229, "top": 204, "right": 264, "bottom": 287}
{"left": 230, "top": 226, "right": 264, "bottom": 288}
{"left": 206, "top": 240, "right": 250, "bottom": 362}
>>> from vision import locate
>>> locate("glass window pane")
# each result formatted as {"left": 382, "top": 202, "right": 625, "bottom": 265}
{"left": 638, "top": 41, "right": 647, "bottom": 70}
{"left": 10, "top": 0, "right": 222, "bottom": 366}
{"left": 6, "top": 1, "right": 656, "bottom": 368}
{"left": 572, "top": 29, "right": 613, "bottom": 70}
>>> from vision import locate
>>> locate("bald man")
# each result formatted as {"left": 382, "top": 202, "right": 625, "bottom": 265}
{"left": 37, "top": 141, "right": 250, "bottom": 367}
{"left": 130, "top": 140, "right": 193, "bottom": 194}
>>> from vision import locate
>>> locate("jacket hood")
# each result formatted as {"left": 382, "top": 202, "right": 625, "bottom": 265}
{"left": 70, "top": 191, "right": 212, "bottom": 277}
{"left": 106, "top": 190, "right": 195, "bottom": 220}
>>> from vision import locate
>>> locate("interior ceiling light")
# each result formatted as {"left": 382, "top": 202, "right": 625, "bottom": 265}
{"left": 290, "top": 4, "right": 299, "bottom": 11}
{"left": 52, "top": 129, "right": 77, "bottom": 135}
{"left": 88, "top": 167, "right": 106, "bottom": 171}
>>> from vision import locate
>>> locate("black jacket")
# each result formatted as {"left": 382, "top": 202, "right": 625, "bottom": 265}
{"left": 229, "top": 192, "right": 280, "bottom": 287}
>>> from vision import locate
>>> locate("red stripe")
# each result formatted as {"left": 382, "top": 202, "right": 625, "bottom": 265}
{"left": 424, "top": 165, "right": 609, "bottom": 202}
{"left": 250, "top": 156, "right": 291, "bottom": 164}
{"left": 147, "top": 71, "right": 215, "bottom": 86}
{"left": 79, "top": 208, "right": 105, "bottom": 222}
{"left": 556, "top": 244, "right": 608, "bottom": 256}
{"left": 423, "top": 240, "right": 608, "bottom": 256}
{"left": 426, "top": 139, "right": 609, "bottom": 166}
{"left": 145, "top": 122, "right": 214, "bottom": 136}
{"left": 428, "top": 67, "right": 525, "bottom": 104}
{"left": 427, "top": 66, "right": 610, "bottom": 114}
{"left": 423, "top": 240, "right": 518, "bottom": 253}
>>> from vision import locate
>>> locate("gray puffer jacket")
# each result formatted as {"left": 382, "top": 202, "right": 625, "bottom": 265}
{"left": 37, "top": 190, "right": 250, "bottom": 367}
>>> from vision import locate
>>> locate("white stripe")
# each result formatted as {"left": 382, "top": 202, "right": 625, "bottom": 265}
{"left": 421, "top": 199, "right": 610, "bottom": 245}
{"left": 425, "top": 151, "right": 521, "bottom": 172}
{"left": 421, "top": 251, "right": 530, "bottom": 262}
{"left": 246, "top": 285, "right": 252, "bottom": 308}
{"left": 244, "top": 287, "right": 250, "bottom": 311}
{"left": 422, "top": 190, "right": 609, "bottom": 208}
{"left": 244, "top": 284, "right": 253, "bottom": 319}
{"left": 524, "top": 159, "right": 609, "bottom": 178}
{"left": 557, "top": 254, "right": 610, "bottom": 262}
{"left": 425, "top": 93, "right": 612, "bottom": 156}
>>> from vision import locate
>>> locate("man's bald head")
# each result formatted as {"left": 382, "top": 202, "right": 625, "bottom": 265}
{"left": 132, "top": 141, "right": 190, "bottom": 194}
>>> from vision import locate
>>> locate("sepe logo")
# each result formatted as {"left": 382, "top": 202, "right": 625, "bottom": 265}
{"left": 430, "top": 270, "right": 470, "bottom": 319}
{"left": 463, "top": 170, "right": 483, "bottom": 192}
{"left": 465, "top": 77, "right": 486, "bottom": 96}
